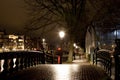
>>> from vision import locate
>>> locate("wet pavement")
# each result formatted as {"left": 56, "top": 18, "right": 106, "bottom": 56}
{"left": 3, "top": 64, "right": 110, "bottom": 80}
{"left": 0, "top": 56, "right": 111, "bottom": 80}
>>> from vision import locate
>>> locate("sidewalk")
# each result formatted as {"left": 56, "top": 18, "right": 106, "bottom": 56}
{"left": 63, "top": 54, "right": 88, "bottom": 64}
{"left": 72, "top": 55, "right": 88, "bottom": 63}
{"left": 63, "top": 55, "right": 112, "bottom": 80}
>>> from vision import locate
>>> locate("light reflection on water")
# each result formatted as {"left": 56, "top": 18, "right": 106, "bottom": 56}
{"left": 0, "top": 60, "right": 4, "bottom": 72}
{"left": 13, "top": 58, "right": 16, "bottom": 68}
{"left": 0, "top": 58, "right": 17, "bottom": 72}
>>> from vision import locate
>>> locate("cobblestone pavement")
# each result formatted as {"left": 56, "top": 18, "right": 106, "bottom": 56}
{"left": 4, "top": 64, "right": 110, "bottom": 80}
{"left": 0, "top": 55, "right": 111, "bottom": 80}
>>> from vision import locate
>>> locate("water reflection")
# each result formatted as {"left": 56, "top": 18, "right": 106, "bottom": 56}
{"left": 52, "top": 64, "right": 79, "bottom": 80}
{"left": 0, "top": 60, "right": 4, "bottom": 72}
{"left": 13, "top": 58, "right": 16, "bottom": 68}
{"left": 0, "top": 58, "right": 17, "bottom": 72}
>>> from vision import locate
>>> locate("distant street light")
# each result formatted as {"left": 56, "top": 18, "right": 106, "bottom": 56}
{"left": 42, "top": 38, "right": 46, "bottom": 50}
{"left": 73, "top": 43, "right": 78, "bottom": 49}
{"left": 42, "top": 38, "right": 45, "bottom": 43}
{"left": 59, "top": 31, "right": 65, "bottom": 39}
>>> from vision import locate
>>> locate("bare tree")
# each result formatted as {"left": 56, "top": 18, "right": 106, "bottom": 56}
{"left": 24, "top": 0, "right": 91, "bottom": 62}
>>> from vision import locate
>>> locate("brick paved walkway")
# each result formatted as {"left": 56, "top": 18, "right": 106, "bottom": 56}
{"left": 0, "top": 55, "right": 111, "bottom": 80}
{"left": 2, "top": 64, "right": 111, "bottom": 80}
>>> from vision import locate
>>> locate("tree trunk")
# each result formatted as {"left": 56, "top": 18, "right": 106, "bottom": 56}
{"left": 67, "top": 40, "right": 74, "bottom": 62}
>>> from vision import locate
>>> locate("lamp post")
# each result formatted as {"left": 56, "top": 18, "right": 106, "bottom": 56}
{"left": 59, "top": 31, "right": 65, "bottom": 40}
{"left": 42, "top": 38, "right": 46, "bottom": 51}
{"left": 58, "top": 31, "right": 65, "bottom": 64}
{"left": 59, "top": 31, "right": 65, "bottom": 50}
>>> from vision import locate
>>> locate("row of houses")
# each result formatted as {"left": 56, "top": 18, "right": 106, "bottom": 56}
{"left": 0, "top": 31, "right": 44, "bottom": 52}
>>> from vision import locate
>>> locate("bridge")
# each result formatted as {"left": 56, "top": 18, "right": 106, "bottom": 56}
{"left": 0, "top": 50, "right": 115, "bottom": 80}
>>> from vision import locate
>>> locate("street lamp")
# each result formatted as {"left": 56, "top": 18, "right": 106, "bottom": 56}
{"left": 58, "top": 31, "right": 65, "bottom": 64}
{"left": 42, "top": 38, "right": 46, "bottom": 51}
{"left": 58, "top": 31, "right": 65, "bottom": 50}
{"left": 42, "top": 38, "right": 45, "bottom": 43}
{"left": 59, "top": 31, "right": 65, "bottom": 40}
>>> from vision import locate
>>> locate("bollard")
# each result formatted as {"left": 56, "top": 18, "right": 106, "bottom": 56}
{"left": 58, "top": 56, "right": 60, "bottom": 64}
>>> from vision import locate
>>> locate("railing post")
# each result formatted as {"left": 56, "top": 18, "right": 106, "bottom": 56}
{"left": 114, "top": 39, "right": 120, "bottom": 80}
{"left": 114, "top": 54, "right": 119, "bottom": 80}
{"left": 9, "top": 53, "right": 14, "bottom": 73}
{"left": 58, "top": 56, "right": 60, "bottom": 64}
{"left": 41, "top": 51, "right": 45, "bottom": 64}
{"left": 24, "top": 53, "right": 28, "bottom": 68}
{"left": 2, "top": 53, "right": 9, "bottom": 74}
{"left": 20, "top": 52, "right": 24, "bottom": 70}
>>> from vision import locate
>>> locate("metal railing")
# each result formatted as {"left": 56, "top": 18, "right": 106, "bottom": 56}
{"left": 93, "top": 50, "right": 112, "bottom": 76}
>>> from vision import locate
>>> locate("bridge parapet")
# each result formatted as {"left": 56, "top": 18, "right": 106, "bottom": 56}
{"left": 0, "top": 51, "right": 45, "bottom": 75}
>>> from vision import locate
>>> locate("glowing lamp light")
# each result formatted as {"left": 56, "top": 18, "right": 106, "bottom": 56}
{"left": 73, "top": 43, "right": 76, "bottom": 47}
{"left": 57, "top": 47, "right": 61, "bottom": 51}
{"left": 59, "top": 31, "right": 65, "bottom": 39}
{"left": 42, "top": 38, "right": 45, "bottom": 42}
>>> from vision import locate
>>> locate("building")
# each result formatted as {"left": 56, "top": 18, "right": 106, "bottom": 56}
{"left": 2, "top": 35, "right": 24, "bottom": 51}
{"left": 0, "top": 30, "right": 44, "bottom": 52}
{"left": 0, "top": 31, "right": 4, "bottom": 52}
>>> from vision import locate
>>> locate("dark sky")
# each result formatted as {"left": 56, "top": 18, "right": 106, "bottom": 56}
{"left": 0, "top": 0, "right": 67, "bottom": 45}
{"left": 0, "top": 0, "right": 28, "bottom": 34}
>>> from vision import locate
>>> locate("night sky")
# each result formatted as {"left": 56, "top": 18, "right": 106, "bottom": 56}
{"left": 0, "top": 0, "right": 28, "bottom": 34}
{"left": 0, "top": 0, "right": 61, "bottom": 41}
